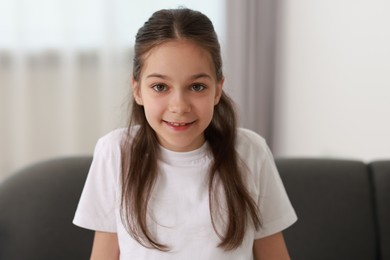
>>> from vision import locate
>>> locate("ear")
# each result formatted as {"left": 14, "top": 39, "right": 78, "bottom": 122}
{"left": 214, "top": 77, "right": 224, "bottom": 105}
{"left": 132, "top": 77, "right": 143, "bottom": 105}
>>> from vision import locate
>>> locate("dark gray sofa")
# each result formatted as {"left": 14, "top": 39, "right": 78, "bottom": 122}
{"left": 276, "top": 159, "right": 390, "bottom": 260}
{"left": 0, "top": 157, "right": 389, "bottom": 260}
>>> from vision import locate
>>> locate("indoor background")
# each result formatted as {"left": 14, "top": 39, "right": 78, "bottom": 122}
{"left": 1, "top": 0, "right": 389, "bottom": 182}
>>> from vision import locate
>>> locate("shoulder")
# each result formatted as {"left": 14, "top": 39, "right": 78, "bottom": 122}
{"left": 236, "top": 128, "right": 267, "bottom": 145}
{"left": 94, "top": 126, "right": 139, "bottom": 156}
{"left": 235, "top": 128, "right": 269, "bottom": 162}
{"left": 97, "top": 128, "right": 127, "bottom": 145}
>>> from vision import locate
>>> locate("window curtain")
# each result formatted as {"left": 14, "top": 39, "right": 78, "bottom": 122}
{"left": 0, "top": 49, "right": 131, "bottom": 181}
{"left": 0, "top": 1, "right": 134, "bottom": 181}
{"left": 224, "top": 0, "right": 280, "bottom": 149}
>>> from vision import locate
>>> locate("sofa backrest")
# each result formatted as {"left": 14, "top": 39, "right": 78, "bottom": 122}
{"left": 370, "top": 161, "right": 390, "bottom": 260}
{"left": 276, "top": 159, "right": 378, "bottom": 260}
{"left": 0, "top": 157, "right": 94, "bottom": 260}
{"left": 1, "top": 157, "right": 388, "bottom": 260}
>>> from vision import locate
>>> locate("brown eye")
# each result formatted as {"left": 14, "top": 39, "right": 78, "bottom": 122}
{"left": 152, "top": 84, "right": 167, "bottom": 92}
{"left": 191, "top": 84, "right": 206, "bottom": 92}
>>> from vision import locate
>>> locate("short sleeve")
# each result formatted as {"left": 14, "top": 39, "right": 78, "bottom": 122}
{"left": 235, "top": 128, "right": 297, "bottom": 240}
{"left": 73, "top": 133, "right": 122, "bottom": 233}
{"left": 254, "top": 144, "right": 297, "bottom": 239}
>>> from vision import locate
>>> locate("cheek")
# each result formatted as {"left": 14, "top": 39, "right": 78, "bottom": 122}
{"left": 143, "top": 100, "right": 163, "bottom": 122}
{"left": 197, "top": 100, "right": 215, "bottom": 120}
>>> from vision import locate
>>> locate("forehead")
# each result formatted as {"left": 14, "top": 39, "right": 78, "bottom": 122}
{"left": 141, "top": 39, "right": 215, "bottom": 78}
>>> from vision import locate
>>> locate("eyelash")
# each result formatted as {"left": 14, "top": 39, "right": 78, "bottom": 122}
{"left": 151, "top": 83, "right": 207, "bottom": 92}
{"left": 152, "top": 84, "right": 167, "bottom": 92}
{"left": 191, "top": 83, "right": 206, "bottom": 92}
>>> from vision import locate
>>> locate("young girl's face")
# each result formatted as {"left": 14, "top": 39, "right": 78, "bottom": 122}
{"left": 132, "top": 39, "right": 223, "bottom": 152}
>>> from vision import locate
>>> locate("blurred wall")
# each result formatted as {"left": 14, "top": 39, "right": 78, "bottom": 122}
{"left": 274, "top": 0, "right": 390, "bottom": 161}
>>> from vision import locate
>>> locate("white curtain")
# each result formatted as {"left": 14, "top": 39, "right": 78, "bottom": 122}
{"left": 224, "top": 0, "right": 279, "bottom": 148}
{"left": 0, "top": 46, "right": 132, "bottom": 181}
{"left": 0, "top": 0, "right": 225, "bottom": 181}
{"left": 0, "top": 1, "right": 136, "bottom": 181}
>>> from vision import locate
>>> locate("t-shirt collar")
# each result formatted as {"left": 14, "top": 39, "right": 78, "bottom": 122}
{"left": 158, "top": 142, "right": 211, "bottom": 166}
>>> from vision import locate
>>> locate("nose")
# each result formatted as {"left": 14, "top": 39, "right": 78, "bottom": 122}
{"left": 168, "top": 91, "right": 191, "bottom": 114}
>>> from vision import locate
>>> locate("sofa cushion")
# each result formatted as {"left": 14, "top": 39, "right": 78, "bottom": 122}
{"left": 370, "top": 160, "right": 390, "bottom": 260}
{"left": 275, "top": 159, "right": 378, "bottom": 260}
{"left": 0, "top": 157, "right": 94, "bottom": 260}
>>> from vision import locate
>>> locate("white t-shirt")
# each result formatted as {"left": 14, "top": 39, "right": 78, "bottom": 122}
{"left": 73, "top": 127, "right": 297, "bottom": 259}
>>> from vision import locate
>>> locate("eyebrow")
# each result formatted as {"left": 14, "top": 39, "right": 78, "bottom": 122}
{"left": 191, "top": 73, "right": 212, "bottom": 80}
{"left": 146, "top": 73, "right": 212, "bottom": 80}
{"left": 146, "top": 73, "right": 170, "bottom": 80}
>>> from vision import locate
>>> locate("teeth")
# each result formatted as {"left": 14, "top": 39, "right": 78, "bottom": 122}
{"left": 170, "top": 122, "right": 187, "bottom": 126}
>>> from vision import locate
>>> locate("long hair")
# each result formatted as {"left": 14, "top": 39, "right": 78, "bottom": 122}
{"left": 121, "top": 8, "right": 261, "bottom": 251}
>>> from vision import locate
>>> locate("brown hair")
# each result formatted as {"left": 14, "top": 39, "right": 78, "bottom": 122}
{"left": 121, "top": 8, "right": 261, "bottom": 251}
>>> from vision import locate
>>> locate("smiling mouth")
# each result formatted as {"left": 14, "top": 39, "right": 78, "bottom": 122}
{"left": 164, "top": 120, "right": 195, "bottom": 127}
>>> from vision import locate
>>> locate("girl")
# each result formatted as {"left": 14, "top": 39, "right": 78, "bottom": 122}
{"left": 74, "top": 8, "right": 297, "bottom": 260}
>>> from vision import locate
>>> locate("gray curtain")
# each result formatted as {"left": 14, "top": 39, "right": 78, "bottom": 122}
{"left": 224, "top": 0, "right": 279, "bottom": 149}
